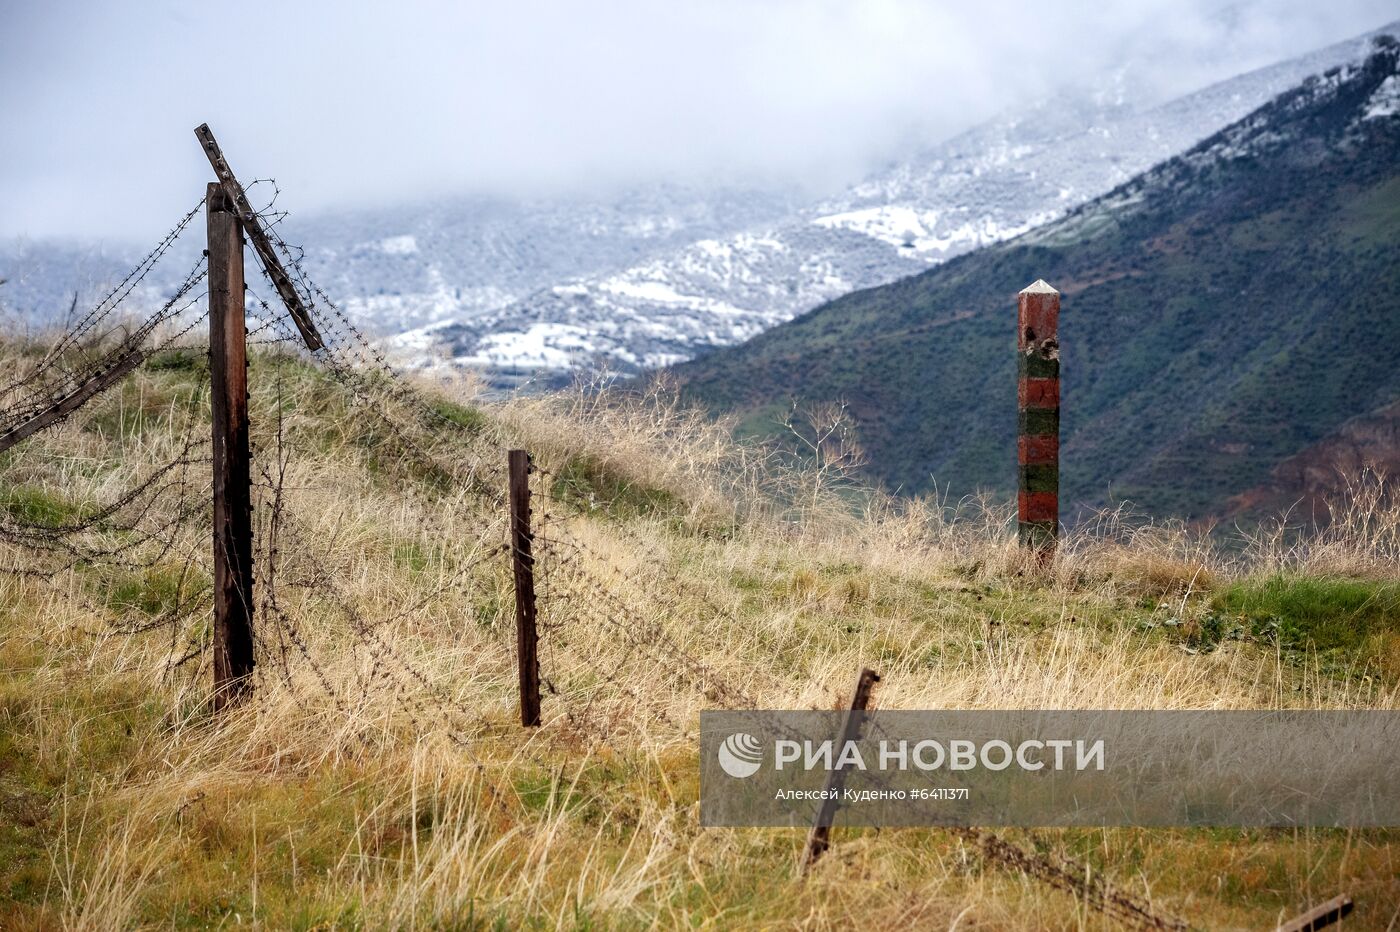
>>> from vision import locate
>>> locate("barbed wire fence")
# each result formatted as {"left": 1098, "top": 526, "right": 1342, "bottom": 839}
{"left": 0, "top": 179, "right": 1187, "bottom": 931}
{"left": 274, "top": 205, "right": 1186, "bottom": 928}
{"left": 1, "top": 197, "right": 215, "bottom": 668}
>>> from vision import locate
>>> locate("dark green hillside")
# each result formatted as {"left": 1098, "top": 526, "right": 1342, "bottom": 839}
{"left": 674, "top": 40, "right": 1400, "bottom": 519}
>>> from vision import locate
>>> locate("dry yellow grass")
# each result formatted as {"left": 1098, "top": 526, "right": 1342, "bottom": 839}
{"left": 1, "top": 343, "right": 1398, "bottom": 929}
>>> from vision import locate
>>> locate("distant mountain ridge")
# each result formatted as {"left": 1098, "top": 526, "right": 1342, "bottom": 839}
{"left": 401, "top": 21, "right": 1400, "bottom": 383}
{"left": 0, "top": 182, "right": 803, "bottom": 335}
{"left": 2, "top": 22, "right": 1396, "bottom": 395}
{"left": 673, "top": 36, "right": 1400, "bottom": 521}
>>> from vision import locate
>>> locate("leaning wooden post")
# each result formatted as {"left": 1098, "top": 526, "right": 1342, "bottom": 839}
{"left": 508, "top": 449, "right": 542, "bottom": 727}
{"left": 1276, "top": 894, "right": 1353, "bottom": 932}
{"left": 208, "top": 183, "right": 255, "bottom": 710}
{"left": 1017, "top": 280, "right": 1060, "bottom": 559}
{"left": 803, "top": 667, "right": 880, "bottom": 872}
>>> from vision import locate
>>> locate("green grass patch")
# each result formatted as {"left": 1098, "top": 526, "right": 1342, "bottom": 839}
{"left": 512, "top": 765, "right": 595, "bottom": 819}
{"left": 0, "top": 483, "right": 91, "bottom": 525}
{"left": 82, "top": 378, "right": 206, "bottom": 440}
{"left": 549, "top": 454, "right": 678, "bottom": 518}
{"left": 430, "top": 399, "right": 490, "bottom": 434}
{"left": 1213, "top": 575, "right": 1400, "bottom": 671}
{"left": 104, "top": 564, "right": 210, "bottom": 616}
{"left": 145, "top": 347, "right": 207, "bottom": 373}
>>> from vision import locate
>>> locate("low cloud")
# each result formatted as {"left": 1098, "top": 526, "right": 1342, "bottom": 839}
{"left": 1, "top": 0, "right": 1395, "bottom": 239}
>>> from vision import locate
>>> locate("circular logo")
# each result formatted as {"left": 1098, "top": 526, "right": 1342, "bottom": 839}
{"left": 718, "top": 732, "right": 763, "bottom": 778}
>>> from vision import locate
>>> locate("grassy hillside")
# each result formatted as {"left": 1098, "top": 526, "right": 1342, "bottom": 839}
{"left": 674, "top": 40, "right": 1400, "bottom": 521}
{"left": 2, "top": 334, "right": 1399, "bottom": 928}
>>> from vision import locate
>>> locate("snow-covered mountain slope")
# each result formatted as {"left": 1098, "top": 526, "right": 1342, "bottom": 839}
{"left": 408, "top": 20, "right": 1398, "bottom": 383}
{"left": 283, "top": 183, "right": 807, "bottom": 335}
{"left": 0, "top": 182, "right": 804, "bottom": 335}
{"left": 673, "top": 35, "right": 1400, "bottom": 518}
{"left": 400, "top": 223, "right": 911, "bottom": 377}
{"left": 4, "top": 22, "right": 1395, "bottom": 387}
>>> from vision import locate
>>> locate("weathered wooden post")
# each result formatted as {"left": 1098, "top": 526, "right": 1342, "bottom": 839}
{"left": 195, "top": 123, "right": 326, "bottom": 711}
{"left": 208, "top": 183, "right": 255, "bottom": 709}
{"left": 1017, "top": 280, "right": 1060, "bottom": 559}
{"left": 803, "top": 667, "right": 880, "bottom": 872}
{"left": 508, "top": 449, "right": 541, "bottom": 727}
{"left": 1276, "top": 894, "right": 1353, "bottom": 932}
{"left": 195, "top": 124, "right": 323, "bottom": 351}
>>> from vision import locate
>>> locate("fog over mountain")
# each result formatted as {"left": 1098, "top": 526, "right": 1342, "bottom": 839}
{"left": 402, "top": 21, "right": 1396, "bottom": 383}
{"left": 673, "top": 33, "right": 1400, "bottom": 519}
{"left": 3, "top": 0, "right": 1396, "bottom": 239}
{"left": 3, "top": 4, "right": 1398, "bottom": 388}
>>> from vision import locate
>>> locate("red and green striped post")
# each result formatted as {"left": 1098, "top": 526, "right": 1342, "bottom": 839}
{"left": 1018, "top": 280, "right": 1059, "bottom": 557}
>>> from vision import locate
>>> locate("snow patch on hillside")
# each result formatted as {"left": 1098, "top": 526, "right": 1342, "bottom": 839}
{"left": 812, "top": 205, "right": 1058, "bottom": 254}
{"left": 459, "top": 323, "right": 598, "bottom": 370}
{"left": 379, "top": 235, "right": 419, "bottom": 255}
{"left": 1364, "top": 74, "right": 1400, "bottom": 119}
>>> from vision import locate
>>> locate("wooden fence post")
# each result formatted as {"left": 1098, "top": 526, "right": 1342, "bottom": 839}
{"left": 1018, "top": 280, "right": 1060, "bottom": 559}
{"left": 803, "top": 667, "right": 880, "bottom": 872}
{"left": 509, "top": 449, "right": 541, "bottom": 727}
{"left": 208, "top": 182, "right": 255, "bottom": 710}
{"left": 1277, "top": 894, "right": 1353, "bottom": 932}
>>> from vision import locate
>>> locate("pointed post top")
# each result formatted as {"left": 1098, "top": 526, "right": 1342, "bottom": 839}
{"left": 195, "top": 123, "right": 324, "bottom": 351}
{"left": 1020, "top": 279, "right": 1059, "bottom": 295}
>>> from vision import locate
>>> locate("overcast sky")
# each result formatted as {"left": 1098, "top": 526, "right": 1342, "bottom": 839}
{"left": 1, "top": 0, "right": 1395, "bottom": 240}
